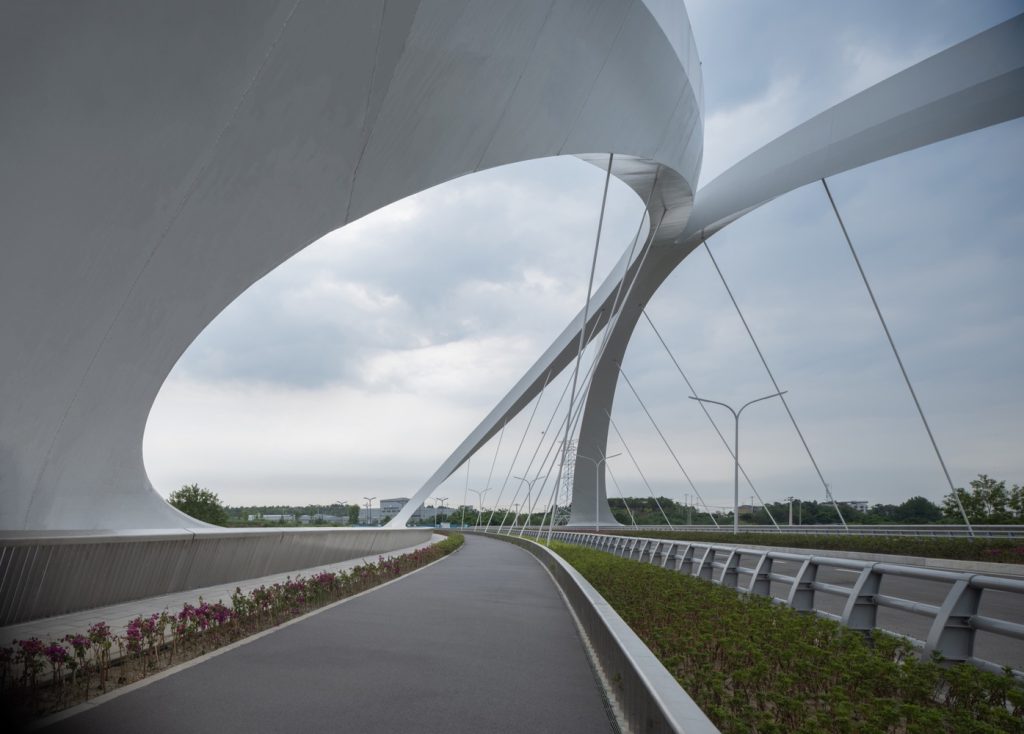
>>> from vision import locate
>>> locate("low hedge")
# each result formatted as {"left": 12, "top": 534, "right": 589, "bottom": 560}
{"left": 549, "top": 541, "right": 1023, "bottom": 734}
{"left": 621, "top": 530, "right": 1024, "bottom": 564}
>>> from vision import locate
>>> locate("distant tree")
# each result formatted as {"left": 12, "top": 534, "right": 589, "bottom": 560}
{"left": 167, "top": 484, "right": 229, "bottom": 526}
{"left": 893, "top": 496, "right": 943, "bottom": 524}
{"left": 943, "top": 474, "right": 1023, "bottom": 524}
{"left": 348, "top": 504, "right": 360, "bottom": 525}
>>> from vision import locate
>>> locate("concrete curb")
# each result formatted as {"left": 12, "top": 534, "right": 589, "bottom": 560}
{"left": 483, "top": 533, "right": 719, "bottom": 734}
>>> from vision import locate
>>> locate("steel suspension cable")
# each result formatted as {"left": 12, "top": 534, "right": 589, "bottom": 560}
{"left": 477, "top": 419, "right": 506, "bottom": 528}
{"left": 703, "top": 240, "right": 849, "bottom": 530}
{"left": 513, "top": 320, "right": 607, "bottom": 536}
{"left": 489, "top": 371, "right": 551, "bottom": 533}
{"left": 602, "top": 453, "right": 638, "bottom": 528}
{"left": 615, "top": 364, "right": 722, "bottom": 527}
{"left": 820, "top": 178, "right": 974, "bottom": 537}
{"left": 542, "top": 209, "right": 672, "bottom": 542}
{"left": 513, "top": 198, "right": 667, "bottom": 539}
{"left": 606, "top": 411, "right": 678, "bottom": 528}
{"left": 641, "top": 310, "right": 782, "bottom": 531}
{"left": 460, "top": 455, "right": 471, "bottom": 527}
{"left": 549, "top": 153, "right": 615, "bottom": 543}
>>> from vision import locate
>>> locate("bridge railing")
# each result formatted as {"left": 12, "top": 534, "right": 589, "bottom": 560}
{"left": 510, "top": 529, "right": 1024, "bottom": 679}
{"left": 581, "top": 524, "right": 1024, "bottom": 538}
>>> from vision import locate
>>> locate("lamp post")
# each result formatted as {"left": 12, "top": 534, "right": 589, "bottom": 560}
{"left": 434, "top": 496, "right": 448, "bottom": 528}
{"left": 512, "top": 475, "right": 540, "bottom": 533}
{"left": 785, "top": 496, "right": 803, "bottom": 527}
{"left": 509, "top": 503, "right": 520, "bottom": 529}
{"left": 689, "top": 391, "right": 786, "bottom": 534}
{"left": 363, "top": 496, "right": 376, "bottom": 526}
{"left": 467, "top": 488, "right": 491, "bottom": 531}
{"left": 576, "top": 452, "right": 622, "bottom": 532}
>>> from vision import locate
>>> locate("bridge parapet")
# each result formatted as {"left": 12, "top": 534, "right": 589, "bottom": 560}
{"left": 0, "top": 527, "right": 431, "bottom": 625}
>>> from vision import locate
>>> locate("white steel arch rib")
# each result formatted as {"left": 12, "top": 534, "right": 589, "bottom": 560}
{"left": 0, "top": 0, "right": 702, "bottom": 530}
{"left": 389, "top": 13, "right": 1024, "bottom": 527}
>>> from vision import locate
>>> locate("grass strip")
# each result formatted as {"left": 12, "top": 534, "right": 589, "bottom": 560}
{"left": 549, "top": 541, "right": 1023, "bottom": 734}
{"left": 2, "top": 533, "right": 464, "bottom": 724}
{"left": 621, "top": 530, "right": 1024, "bottom": 564}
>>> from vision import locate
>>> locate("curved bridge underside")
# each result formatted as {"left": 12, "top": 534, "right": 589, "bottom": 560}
{"left": 0, "top": 1, "right": 702, "bottom": 530}
{"left": 390, "top": 13, "right": 1024, "bottom": 527}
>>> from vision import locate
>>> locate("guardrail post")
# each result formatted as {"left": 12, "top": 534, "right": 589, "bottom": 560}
{"left": 663, "top": 540, "right": 679, "bottom": 569}
{"left": 840, "top": 566, "right": 882, "bottom": 632}
{"left": 720, "top": 549, "right": 740, "bottom": 589}
{"left": 787, "top": 558, "right": 818, "bottom": 612}
{"left": 924, "top": 578, "right": 981, "bottom": 664}
{"left": 674, "top": 544, "right": 694, "bottom": 574}
{"left": 693, "top": 546, "right": 714, "bottom": 581}
{"left": 747, "top": 554, "right": 772, "bottom": 596}
{"left": 637, "top": 540, "right": 650, "bottom": 562}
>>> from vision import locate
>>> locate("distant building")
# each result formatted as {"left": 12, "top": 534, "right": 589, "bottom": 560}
{"left": 249, "top": 513, "right": 295, "bottom": 522}
{"left": 841, "top": 500, "right": 869, "bottom": 513}
{"left": 358, "top": 507, "right": 383, "bottom": 524}
{"left": 297, "top": 513, "right": 343, "bottom": 524}
{"left": 380, "top": 497, "right": 422, "bottom": 522}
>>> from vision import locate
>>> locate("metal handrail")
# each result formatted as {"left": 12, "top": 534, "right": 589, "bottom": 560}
{"left": 510, "top": 528, "right": 1024, "bottom": 678}
{"left": 591, "top": 524, "right": 1024, "bottom": 538}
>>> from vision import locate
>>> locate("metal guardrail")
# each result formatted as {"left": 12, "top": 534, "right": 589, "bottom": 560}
{"left": 608, "top": 524, "right": 1024, "bottom": 538}
{"left": 511, "top": 529, "right": 1024, "bottom": 679}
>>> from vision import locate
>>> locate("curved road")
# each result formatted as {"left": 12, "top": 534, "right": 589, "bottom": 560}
{"left": 43, "top": 535, "right": 614, "bottom": 733}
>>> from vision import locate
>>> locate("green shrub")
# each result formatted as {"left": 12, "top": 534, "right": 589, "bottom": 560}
{"left": 549, "top": 542, "right": 1023, "bottom": 733}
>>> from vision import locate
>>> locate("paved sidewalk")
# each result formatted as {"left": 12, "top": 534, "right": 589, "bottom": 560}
{"left": 3, "top": 536, "right": 442, "bottom": 647}
{"left": 42, "top": 534, "right": 613, "bottom": 733}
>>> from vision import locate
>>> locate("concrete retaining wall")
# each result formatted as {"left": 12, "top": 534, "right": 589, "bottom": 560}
{"left": 0, "top": 527, "right": 432, "bottom": 625}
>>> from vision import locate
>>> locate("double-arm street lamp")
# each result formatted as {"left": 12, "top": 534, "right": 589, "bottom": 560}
{"left": 513, "top": 475, "right": 540, "bottom": 531}
{"left": 467, "top": 487, "right": 491, "bottom": 531}
{"left": 363, "top": 496, "right": 376, "bottom": 526}
{"left": 689, "top": 391, "right": 787, "bottom": 534}
{"left": 433, "top": 496, "right": 448, "bottom": 528}
{"left": 576, "top": 452, "right": 622, "bottom": 532}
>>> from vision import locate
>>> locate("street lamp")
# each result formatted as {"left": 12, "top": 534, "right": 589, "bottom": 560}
{"left": 467, "top": 488, "right": 491, "bottom": 531}
{"left": 785, "top": 496, "right": 803, "bottom": 526}
{"left": 434, "top": 496, "right": 448, "bottom": 528}
{"left": 512, "top": 475, "right": 540, "bottom": 533}
{"left": 689, "top": 391, "right": 787, "bottom": 534}
{"left": 510, "top": 503, "right": 520, "bottom": 528}
{"left": 363, "top": 496, "right": 376, "bottom": 526}
{"left": 576, "top": 452, "right": 622, "bottom": 532}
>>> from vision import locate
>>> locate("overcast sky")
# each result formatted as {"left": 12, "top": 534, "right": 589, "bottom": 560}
{"left": 144, "top": 1, "right": 1024, "bottom": 514}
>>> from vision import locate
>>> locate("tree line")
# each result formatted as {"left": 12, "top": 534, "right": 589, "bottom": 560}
{"left": 166, "top": 474, "right": 1023, "bottom": 527}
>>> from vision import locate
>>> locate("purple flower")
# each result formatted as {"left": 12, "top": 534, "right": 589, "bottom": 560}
{"left": 45, "top": 642, "right": 68, "bottom": 664}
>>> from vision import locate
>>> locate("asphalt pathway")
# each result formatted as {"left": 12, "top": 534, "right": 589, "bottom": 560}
{"left": 43, "top": 534, "right": 614, "bottom": 733}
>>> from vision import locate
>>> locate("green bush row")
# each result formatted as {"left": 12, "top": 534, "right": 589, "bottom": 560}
{"left": 549, "top": 541, "right": 1023, "bottom": 734}
{"left": 621, "top": 530, "right": 1024, "bottom": 564}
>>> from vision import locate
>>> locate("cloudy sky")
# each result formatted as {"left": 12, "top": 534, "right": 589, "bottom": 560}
{"left": 144, "top": 1, "right": 1024, "bottom": 515}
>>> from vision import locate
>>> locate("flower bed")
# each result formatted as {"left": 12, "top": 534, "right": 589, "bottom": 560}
{"left": 623, "top": 530, "right": 1024, "bottom": 564}
{"left": 1, "top": 533, "right": 463, "bottom": 722}
{"left": 549, "top": 541, "right": 1023, "bottom": 734}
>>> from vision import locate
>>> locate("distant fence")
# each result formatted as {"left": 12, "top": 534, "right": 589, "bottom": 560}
{"left": 602, "top": 524, "right": 1024, "bottom": 538}
{"left": 514, "top": 529, "right": 1024, "bottom": 679}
